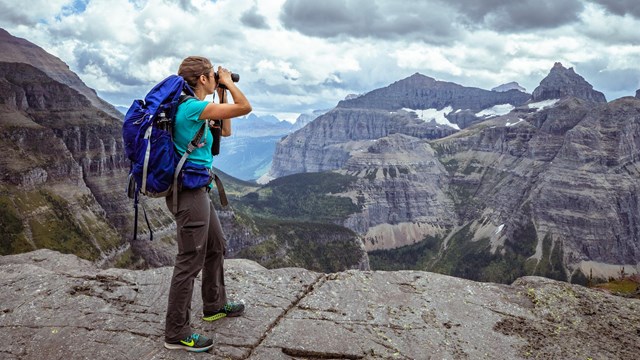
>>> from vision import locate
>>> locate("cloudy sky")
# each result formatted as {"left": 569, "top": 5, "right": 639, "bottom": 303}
{"left": 1, "top": 0, "right": 639, "bottom": 121}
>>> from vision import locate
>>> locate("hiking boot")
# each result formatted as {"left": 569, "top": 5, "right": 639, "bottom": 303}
{"left": 202, "top": 302, "right": 245, "bottom": 322}
{"left": 164, "top": 333, "right": 213, "bottom": 352}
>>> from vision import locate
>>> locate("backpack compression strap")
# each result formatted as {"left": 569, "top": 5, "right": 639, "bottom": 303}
{"left": 213, "top": 174, "right": 228, "bottom": 206}
{"left": 133, "top": 191, "right": 153, "bottom": 242}
{"left": 172, "top": 122, "right": 207, "bottom": 213}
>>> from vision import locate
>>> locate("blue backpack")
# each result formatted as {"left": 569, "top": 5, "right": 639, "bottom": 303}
{"left": 123, "top": 75, "right": 212, "bottom": 241}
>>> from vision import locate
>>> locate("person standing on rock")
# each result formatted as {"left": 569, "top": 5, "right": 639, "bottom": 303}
{"left": 163, "top": 56, "right": 252, "bottom": 353}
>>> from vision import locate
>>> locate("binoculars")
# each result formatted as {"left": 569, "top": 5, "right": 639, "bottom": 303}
{"left": 213, "top": 72, "right": 239, "bottom": 89}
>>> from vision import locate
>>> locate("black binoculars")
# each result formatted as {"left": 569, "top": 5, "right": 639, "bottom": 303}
{"left": 214, "top": 72, "right": 239, "bottom": 89}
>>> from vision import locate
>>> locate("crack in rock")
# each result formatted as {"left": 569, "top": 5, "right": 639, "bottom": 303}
{"left": 244, "top": 273, "right": 327, "bottom": 359}
{"left": 281, "top": 347, "right": 365, "bottom": 359}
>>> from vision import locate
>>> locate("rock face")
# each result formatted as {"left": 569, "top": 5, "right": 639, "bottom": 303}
{"left": 0, "top": 31, "right": 188, "bottom": 268}
{"left": 339, "top": 133, "right": 458, "bottom": 250}
{"left": 266, "top": 63, "right": 640, "bottom": 280}
{"left": 531, "top": 62, "right": 607, "bottom": 103}
{"left": 431, "top": 96, "right": 640, "bottom": 280}
{"left": 636, "top": 89, "right": 640, "bottom": 98}
{"left": 269, "top": 73, "right": 531, "bottom": 180}
{"left": 0, "top": 28, "right": 121, "bottom": 119}
{"left": 0, "top": 29, "right": 364, "bottom": 273}
{"left": 269, "top": 107, "right": 457, "bottom": 178}
{"left": 337, "top": 73, "right": 530, "bottom": 113}
{"left": 0, "top": 61, "right": 132, "bottom": 263}
{"left": 1, "top": 249, "right": 638, "bottom": 359}
{"left": 492, "top": 81, "right": 526, "bottom": 93}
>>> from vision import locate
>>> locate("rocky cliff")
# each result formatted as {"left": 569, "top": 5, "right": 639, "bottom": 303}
{"left": 269, "top": 107, "right": 457, "bottom": 178}
{"left": 266, "top": 63, "right": 640, "bottom": 282}
{"left": 0, "top": 29, "right": 368, "bottom": 273}
{"left": 531, "top": 62, "right": 607, "bottom": 103}
{"left": 269, "top": 73, "right": 531, "bottom": 180}
{"left": 337, "top": 133, "right": 458, "bottom": 250}
{"left": 336, "top": 73, "right": 530, "bottom": 114}
{"left": 430, "top": 95, "right": 640, "bottom": 281}
{"left": 0, "top": 61, "right": 130, "bottom": 262}
{"left": 0, "top": 30, "right": 184, "bottom": 268}
{"left": 1, "top": 249, "right": 638, "bottom": 360}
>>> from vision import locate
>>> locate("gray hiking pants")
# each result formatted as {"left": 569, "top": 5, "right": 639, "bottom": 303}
{"left": 164, "top": 187, "right": 227, "bottom": 342}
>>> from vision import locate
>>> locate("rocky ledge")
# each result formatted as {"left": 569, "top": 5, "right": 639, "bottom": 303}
{"left": 1, "top": 250, "right": 638, "bottom": 359}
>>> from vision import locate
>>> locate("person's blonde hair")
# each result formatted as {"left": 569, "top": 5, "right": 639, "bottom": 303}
{"left": 178, "top": 56, "right": 213, "bottom": 89}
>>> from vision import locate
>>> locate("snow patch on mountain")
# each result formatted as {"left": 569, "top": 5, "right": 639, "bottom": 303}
{"left": 528, "top": 99, "right": 560, "bottom": 111}
{"left": 475, "top": 104, "right": 515, "bottom": 118}
{"left": 402, "top": 106, "right": 460, "bottom": 130}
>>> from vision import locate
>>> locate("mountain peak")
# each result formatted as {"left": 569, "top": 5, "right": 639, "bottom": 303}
{"left": 552, "top": 61, "right": 566, "bottom": 69}
{"left": 411, "top": 72, "right": 436, "bottom": 81}
{"left": 393, "top": 72, "right": 437, "bottom": 87}
{"left": 492, "top": 81, "right": 526, "bottom": 93}
{"left": 636, "top": 89, "right": 640, "bottom": 99}
{"left": 532, "top": 62, "right": 606, "bottom": 103}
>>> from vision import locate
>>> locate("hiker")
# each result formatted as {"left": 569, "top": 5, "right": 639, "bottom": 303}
{"left": 163, "top": 56, "right": 252, "bottom": 353}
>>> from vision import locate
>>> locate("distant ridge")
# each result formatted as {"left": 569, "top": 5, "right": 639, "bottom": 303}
{"left": 336, "top": 72, "right": 530, "bottom": 112}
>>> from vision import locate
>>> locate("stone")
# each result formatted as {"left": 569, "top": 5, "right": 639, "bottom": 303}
{"left": 1, "top": 249, "right": 638, "bottom": 359}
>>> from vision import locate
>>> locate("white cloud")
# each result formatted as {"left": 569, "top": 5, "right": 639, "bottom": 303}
{"left": 0, "top": 0, "right": 639, "bottom": 118}
{"left": 0, "top": 0, "right": 72, "bottom": 25}
{"left": 579, "top": 3, "right": 640, "bottom": 44}
{"left": 393, "top": 45, "right": 462, "bottom": 76}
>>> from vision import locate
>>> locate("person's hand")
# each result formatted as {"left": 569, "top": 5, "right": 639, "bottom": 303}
{"left": 216, "top": 66, "right": 233, "bottom": 88}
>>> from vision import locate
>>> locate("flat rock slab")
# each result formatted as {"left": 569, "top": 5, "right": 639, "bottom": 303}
{"left": 1, "top": 250, "right": 639, "bottom": 359}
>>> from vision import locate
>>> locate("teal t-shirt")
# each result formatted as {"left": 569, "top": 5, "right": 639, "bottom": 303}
{"left": 173, "top": 98, "right": 213, "bottom": 168}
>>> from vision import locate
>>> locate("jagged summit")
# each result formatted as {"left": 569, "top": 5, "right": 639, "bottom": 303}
{"left": 492, "top": 81, "right": 526, "bottom": 93}
{"left": 532, "top": 62, "right": 606, "bottom": 103}
{"left": 399, "top": 72, "right": 438, "bottom": 84}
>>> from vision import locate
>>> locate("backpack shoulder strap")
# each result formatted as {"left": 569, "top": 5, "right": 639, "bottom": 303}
{"left": 172, "top": 121, "right": 207, "bottom": 213}
{"left": 170, "top": 94, "right": 207, "bottom": 213}
{"left": 178, "top": 94, "right": 195, "bottom": 104}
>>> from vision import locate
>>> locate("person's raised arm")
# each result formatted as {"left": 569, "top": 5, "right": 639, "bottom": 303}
{"left": 199, "top": 66, "right": 251, "bottom": 133}
{"left": 215, "top": 87, "right": 233, "bottom": 137}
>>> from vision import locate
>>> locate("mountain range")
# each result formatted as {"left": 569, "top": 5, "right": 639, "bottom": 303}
{"left": 0, "top": 28, "right": 368, "bottom": 272}
{"left": 213, "top": 112, "right": 319, "bottom": 181}
{"left": 1, "top": 27, "right": 639, "bottom": 285}
{"left": 265, "top": 61, "right": 639, "bottom": 283}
